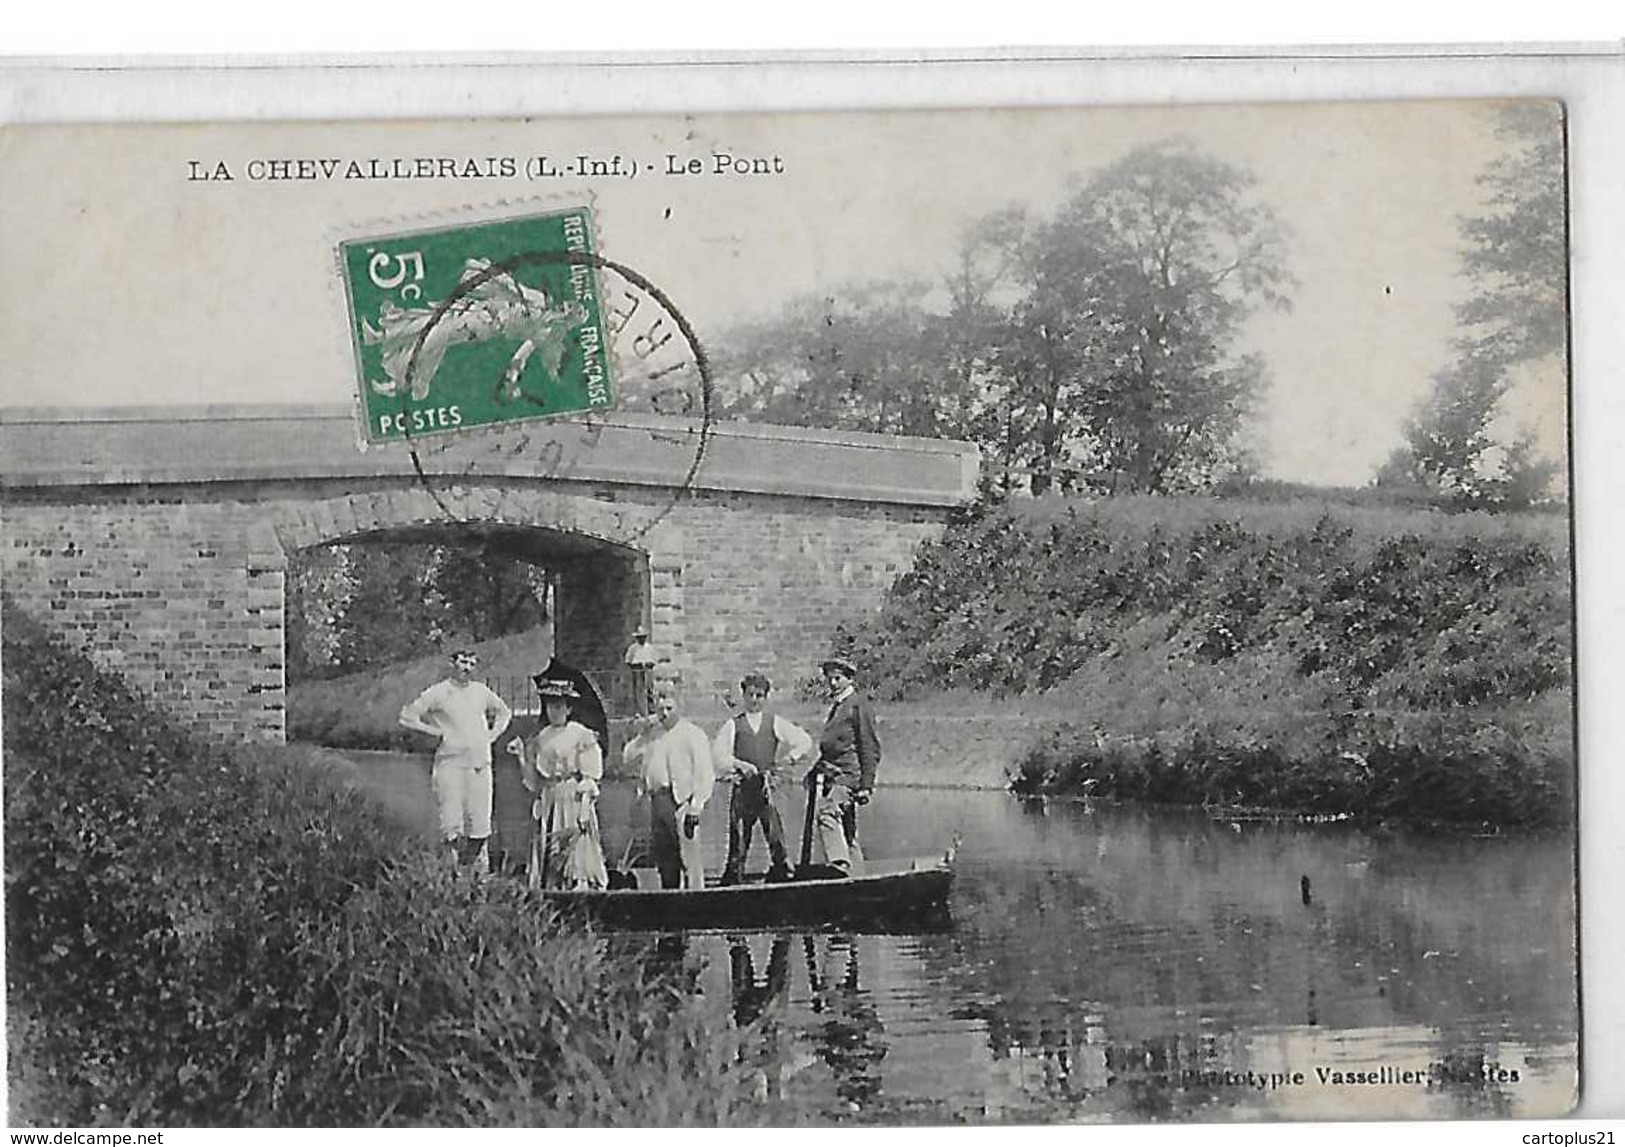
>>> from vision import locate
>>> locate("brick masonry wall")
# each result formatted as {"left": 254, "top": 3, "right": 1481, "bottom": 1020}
{"left": 2, "top": 497, "right": 288, "bottom": 741}
{"left": 2, "top": 479, "right": 951, "bottom": 741}
{"left": 673, "top": 491, "right": 945, "bottom": 701}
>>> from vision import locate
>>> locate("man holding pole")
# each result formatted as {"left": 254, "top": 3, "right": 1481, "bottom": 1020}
{"left": 804, "top": 656, "right": 880, "bottom": 877}
{"left": 713, "top": 672, "right": 813, "bottom": 885}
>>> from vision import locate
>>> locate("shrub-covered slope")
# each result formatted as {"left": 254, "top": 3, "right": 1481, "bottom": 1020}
{"left": 3, "top": 600, "right": 767, "bottom": 1126}
{"left": 833, "top": 497, "right": 1573, "bottom": 827}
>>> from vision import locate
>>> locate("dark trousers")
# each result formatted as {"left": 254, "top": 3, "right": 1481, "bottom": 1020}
{"left": 648, "top": 787, "right": 683, "bottom": 890}
{"left": 729, "top": 934, "right": 792, "bottom": 1027}
{"left": 630, "top": 667, "right": 653, "bottom": 716}
{"left": 723, "top": 776, "right": 789, "bottom": 878}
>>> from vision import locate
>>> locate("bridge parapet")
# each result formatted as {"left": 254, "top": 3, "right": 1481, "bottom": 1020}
{"left": 1, "top": 406, "right": 978, "bottom": 743}
{"left": 0, "top": 405, "right": 978, "bottom": 508}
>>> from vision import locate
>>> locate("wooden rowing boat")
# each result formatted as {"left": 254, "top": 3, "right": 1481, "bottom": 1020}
{"left": 537, "top": 852, "right": 956, "bottom": 931}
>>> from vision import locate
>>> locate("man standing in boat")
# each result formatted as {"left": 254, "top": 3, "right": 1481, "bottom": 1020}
{"left": 623, "top": 685, "right": 716, "bottom": 889}
{"left": 714, "top": 672, "right": 814, "bottom": 885}
{"left": 807, "top": 656, "right": 881, "bottom": 876}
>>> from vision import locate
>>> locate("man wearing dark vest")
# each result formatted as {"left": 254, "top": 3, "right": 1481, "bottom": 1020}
{"left": 713, "top": 672, "right": 813, "bottom": 885}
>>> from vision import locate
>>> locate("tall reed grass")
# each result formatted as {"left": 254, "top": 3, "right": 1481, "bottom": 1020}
{"left": 3, "top": 599, "right": 779, "bottom": 1126}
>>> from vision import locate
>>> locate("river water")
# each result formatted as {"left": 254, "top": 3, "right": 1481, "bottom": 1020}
{"left": 345, "top": 755, "right": 1579, "bottom": 1123}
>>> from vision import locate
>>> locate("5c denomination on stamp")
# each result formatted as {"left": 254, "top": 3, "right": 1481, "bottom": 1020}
{"left": 338, "top": 206, "right": 615, "bottom": 445}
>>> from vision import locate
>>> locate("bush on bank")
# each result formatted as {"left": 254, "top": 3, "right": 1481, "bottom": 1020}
{"left": 832, "top": 497, "right": 1573, "bottom": 827}
{"left": 1012, "top": 720, "right": 1569, "bottom": 829}
{"left": 3, "top": 600, "right": 769, "bottom": 1126}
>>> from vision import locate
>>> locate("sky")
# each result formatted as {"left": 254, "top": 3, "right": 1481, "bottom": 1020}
{"left": 0, "top": 101, "right": 1567, "bottom": 487}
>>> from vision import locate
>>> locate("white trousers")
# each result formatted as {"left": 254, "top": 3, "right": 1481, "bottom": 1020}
{"left": 432, "top": 762, "right": 493, "bottom": 840}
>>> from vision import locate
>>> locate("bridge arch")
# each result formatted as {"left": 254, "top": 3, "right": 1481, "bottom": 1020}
{"left": 1, "top": 406, "right": 978, "bottom": 742}
{"left": 280, "top": 493, "right": 655, "bottom": 714}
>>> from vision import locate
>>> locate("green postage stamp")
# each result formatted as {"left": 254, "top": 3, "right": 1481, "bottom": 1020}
{"left": 338, "top": 207, "right": 615, "bottom": 444}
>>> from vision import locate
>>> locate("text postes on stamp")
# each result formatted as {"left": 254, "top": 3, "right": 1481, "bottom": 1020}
{"left": 339, "top": 206, "right": 615, "bottom": 444}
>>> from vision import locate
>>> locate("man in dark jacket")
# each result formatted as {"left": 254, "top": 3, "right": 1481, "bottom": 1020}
{"left": 806, "top": 657, "right": 880, "bottom": 874}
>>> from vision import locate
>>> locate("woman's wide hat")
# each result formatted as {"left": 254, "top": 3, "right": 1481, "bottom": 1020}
{"left": 532, "top": 676, "right": 580, "bottom": 699}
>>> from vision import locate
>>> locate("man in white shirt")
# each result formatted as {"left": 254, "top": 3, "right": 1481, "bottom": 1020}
{"left": 713, "top": 673, "right": 813, "bottom": 884}
{"left": 623, "top": 686, "right": 715, "bottom": 889}
{"left": 398, "top": 646, "right": 513, "bottom": 868}
{"left": 623, "top": 625, "right": 660, "bottom": 716}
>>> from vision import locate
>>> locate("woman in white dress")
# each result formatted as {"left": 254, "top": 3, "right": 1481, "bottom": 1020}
{"left": 505, "top": 677, "right": 607, "bottom": 890}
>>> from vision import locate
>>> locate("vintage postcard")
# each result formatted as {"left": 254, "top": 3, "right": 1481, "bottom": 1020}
{"left": 0, "top": 58, "right": 1603, "bottom": 1130}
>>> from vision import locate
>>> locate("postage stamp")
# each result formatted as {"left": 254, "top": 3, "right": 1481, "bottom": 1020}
{"left": 390, "top": 241, "right": 717, "bottom": 549}
{"left": 338, "top": 206, "right": 616, "bottom": 444}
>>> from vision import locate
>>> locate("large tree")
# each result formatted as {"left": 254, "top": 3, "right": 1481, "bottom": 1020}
{"left": 715, "top": 140, "right": 1292, "bottom": 497}
{"left": 429, "top": 546, "right": 550, "bottom": 643}
{"left": 1384, "top": 103, "right": 1567, "bottom": 507}
{"left": 1013, "top": 141, "right": 1292, "bottom": 493}
{"left": 939, "top": 208, "right": 1031, "bottom": 494}
{"left": 1455, "top": 102, "right": 1568, "bottom": 368}
{"left": 332, "top": 545, "right": 445, "bottom": 671}
{"left": 294, "top": 542, "right": 551, "bottom": 675}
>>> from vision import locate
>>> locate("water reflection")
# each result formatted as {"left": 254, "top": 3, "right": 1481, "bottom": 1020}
{"left": 706, "top": 793, "right": 1570, "bottom": 1121}
{"left": 730, "top": 934, "right": 791, "bottom": 1028}
{"left": 342, "top": 754, "right": 1578, "bottom": 1122}
{"left": 801, "top": 934, "right": 887, "bottom": 1110}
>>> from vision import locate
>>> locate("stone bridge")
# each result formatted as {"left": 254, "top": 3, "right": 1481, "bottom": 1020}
{"left": 1, "top": 405, "right": 978, "bottom": 741}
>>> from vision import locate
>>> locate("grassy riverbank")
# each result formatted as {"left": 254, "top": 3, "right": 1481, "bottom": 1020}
{"left": 3, "top": 600, "right": 778, "bottom": 1126}
{"left": 289, "top": 627, "right": 554, "bottom": 751}
{"left": 291, "top": 635, "right": 1035, "bottom": 789}
{"left": 835, "top": 495, "right": 1574, "bottom": 829}
{"left": 295, "top": 667, "right": 1025, "bottom": 790}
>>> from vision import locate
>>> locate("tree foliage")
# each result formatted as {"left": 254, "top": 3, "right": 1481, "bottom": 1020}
{"left": 332, "top": 546, "right": 445, "bottom": 670}
{"left": 285, "top": 543, "right": 349, "bottom": 680}
{"left": 1014, "top": 142, "right": 1291, "bottom": 493}
{"left": 287, "top": 542, "right": 550, "bottom": 679}
{"left": 716, "top": 283, "right": 965, "bottom": 438}
{"left": 716, "top": 141, "right": 1293, "bottom": 495}
{"left": 1384, "top": 103, "right": 1567, "bottom": 509}
{"left": 430, "top": 546, "right": 550, "bottom": 643}
{"left": 1456, "top": 103, "right": 1568, "bottom": 367}
{"left": 834, "top": 499, "right": 1568, "bottom": 705}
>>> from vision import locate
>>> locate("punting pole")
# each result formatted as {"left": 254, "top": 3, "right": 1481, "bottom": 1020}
{"left": 800, "top": 767, "right": 822, "bottom": 872}
{"left": 530, "top": 794, "right": 552, "bottom": 892}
